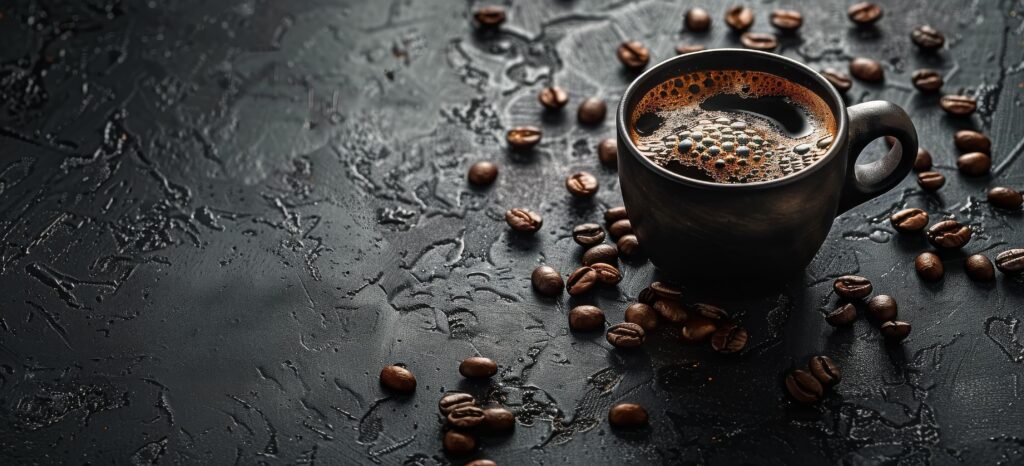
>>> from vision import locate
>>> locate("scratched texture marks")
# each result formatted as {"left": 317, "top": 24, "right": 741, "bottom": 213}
{"left": 0, "top": 0, "right": 1022, "bottom": 464}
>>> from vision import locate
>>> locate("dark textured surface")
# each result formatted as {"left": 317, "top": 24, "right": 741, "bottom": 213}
{"left": 1, "top": 0, "right": 1022, "bottom": 464}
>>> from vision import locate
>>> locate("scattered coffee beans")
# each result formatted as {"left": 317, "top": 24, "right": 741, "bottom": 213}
{"left": 380, "top": 365, "right": 416, "bottom": 393}
{"left": 581, "top": 243, "right": 618, "bottom": 266}
{"left": 988, "top": 187, "right": 1023, "bottom": 209}
{"left": 650, "top": 281, "right": 683, "bottom": 300}
{"left": 724, "top": 6, "right": 754, "bottom": 31}
{"left": 538, "top": 86, "right": 569, "bottom": 109}
{"left": 685, "top": 7, "right": 711, "bottom": 31}
{"left": 850, "top": 57, "right": 883, "bottom": 82}
{"left": 448, "top": 405, "right": 486, "bottom": 429}
{"left": 940, "top": 95, "right": 977, "bottom": 116}
{"left": 954, "top": 130, "right": 990, "bottom": 153}
{"left": 569, "top": 305, "right": 606, "bottom": 331}
{"left": 617, "top": 41, "right": 650, "bottom": 69}
{"left": 915, "top": 252, "right": 944, "bottom": 282}
{"left": 785, "top": 369, "right": 823, "bottom": 404}
{"left": 740, "top": 32, "right": 778, "bottom": 51}
{"left": 867, "top": 295, "right": 897, "bottom": 322}
{"left": 481, "top": 407, "right": 516, "bottom": 432}
{"left": 957, "top": 152, "right": 991, "bottom": 177}
{"left": 770, "top": 9, "right": 803, "bottom": 31}
{"left": 995, "top": 249, "right": 1024, "bottom": 274}
{"left": 591, "top": 262, "right": 622, "bottom": 285}
{"left": 914, "top": 148, "right": 933, "bottom": 172}
{"left": 680, "top": 316, "right": 718, "bottom": 343}
{"left": 598, "top": 138, "right": 618, "bottom": 166}
{"left": 468, "top": 161, "right": 499, "bottom": 186}
{"left": 566, "top": 266, "right": 599, "bottom": 295}
{"left": 566, "top": 171, "right": 600, "bottom": 197}
{"left": 880, "top": 320, "right": 912, "bottom": 342}
{"left": 443, "top": 430, "right": 477, "bottom": 455}
{"left": 609, "top": 219, "right": 633, "bottom": 238}
{"left": 821, "top": 68, "right": 853, "bottom": 93}
{"left": 473, "top": 6, "right": 507, "bottom": 27}
{"left": 654, "top": 299, "right": 689, "bottom": 324}
{"left": 578, "top": 97, "right": 607, "bottom": 125}
{"left": 460, "top": 356, "right": 498, "bottom": 379}
{"left": 711, "top": 325, "right": 748, "bottom": 354}
{"left": 532, "top": 265, "right": 563, "bottom": 296}
{"left": 604, "top": 206, "right": 628, "bottom": 224}
{"left": 847, "top": 2, "right": 882, "bottom": 25}
{"left": 965, "top": 254, "right": 996, "bottom": 281}
{"left": 911, "top": 25, "right": 945, "bottom": 50}
{"left": 926, "top": 219, "right": 972, "bottom": 249}
{"left": 506, "top": 126, "right": 542, "bottom": 150}
{"left": 917, "top": 171, "right": 945, "bottom": 191}
{"left": 439, "top": 393, "right": 476, "bottom": 415}
{"left": 608, "top": 403, "right": 649, "bottom": 428}
{"left": 809, "top": 355, "right": 841, "bottom": 387}
{"left": 506, "top": 208, "right": 542, "bottom": 233}
{"left": 825, "top": 303, "right": 857, "bottom": 327}
{"left": 890, "top": 208, "right": 929, "bottom": 233}
{"left": 676, "top": 44, "right": 706, "bottom": 54}
{"left": 834, "top": 275, "right": 872, "bottom": 299}
{"left": 573, "top": 223, "right": 606, "bottom": 247}
{"left": 617, "top": 234, "right": 641, "bottom": 257}
{"left": 911, "top": 69, "right": 943, "bottom": 92}
{"left": 607, "top": 322, "right": 646, "bottom": 348}
{"left": 625, "top": 303, "right": 659, "bottom": 332}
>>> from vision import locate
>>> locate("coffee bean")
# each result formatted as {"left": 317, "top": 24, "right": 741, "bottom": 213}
{"left": 866, "top": 295, "right": 897, "bottom": 322}
{"left": 506, "top": 126, "right": 542, "bottom": 150}
{"left": 693, "top": 303, "right": 729, "bottom": 321}
{"left": 608, "top": 219, "right": 633, "bottom": 239}
{"left": 825, "top": 303, "right": 858, "bottom": 327}
{"left": 915, "top": 252, "right": 944, "bottom": 282}
{"left": 880, "top": 320, "right": 912, "bottom": 342}
{"left": 617, "top": 41, "right": 650, "bottom": 69}
{"left": 608, "top": 403, "right": 648, "bottom": 428}
{"left": 680, "top": 316, "right": 718, "bottom": 343}
{"left": 606, "top": 322, "right": 646, "bottom": 348}
{"left": 468, "top": 161, "right": 498, "bottom": 186}
{"left": 833, "top": 275, "right": 872, "bottom": 300}
{"left": 379, "top": 365, "right": 416, "bottom": 393}
{"left": 506, "top": 208, "right": 542, "bottom": 233}
{"left": 538, "top": 86, "right": 568, "bottom": 110}
{"left": 911, "top": 69, "right": 943, "bottom": 92}
{"left": 569, "top": 305, "right": 606, "bottom": 332}
{"left": 711, "top": 325, "right": 748, "bottom": 354}
{"left": 591, "top": 262, "right": 622, "bottom": 285}
{"left": 443, "top": 430, "right": 477, "bottom": 455}
{"left": 625, "top": 303, "right": 659, "bottom": 332}
{"left": 439, "top": 393, "right": 476, "bottom": 415}
{"left": 847, "top": 2, "right": 882, "bottom": 25}
{"left": 809, "top": 355, "right": 841, "bottom": 387}
{"left": 572, "top": 223, "right": 605, "bottom": 247}
{"left": 604, "top": 206, "right": 628, "bottom": 224}
{"left": 954, "top": 130, "right": 991, "bottom": 153}
{"left": 820, "top": 68, "right": 852, "bottom": 93}
{"left": 637, "top": 286, "right": 657, "bottom": 305}
{"left": 890, "top": 208, "right": 929, "bottom": 233}
{"left": 448, "top": 405, "right": 486, "bottom": 429}
{"left": 988, "top": 187, "right": 1023, "bottom": 209}
{"left": 566, "top": 266, "right": 598, "bottom": 295}
{"left": 724, "top": 6, "right": 754, "bottom": 31}
{"left": 459, "top": 356, "right": 498, "bottom": 379}
{"left": 911, "top": 25, "right": 945, "bottom": 50}
{"left": 965, "top": 254, "right": 995, "bottom": 282}
{"left": 685, "top": 7, "right": 711, "bottom": 31}
{"left": 481, "top": 407, "right": 516, "bottom": 432}
{"left": 740, "top": 32, "right": 778, "bottom": 51}
{"left": 676, "top": 44, "right": 706, "bottom": 55}
{"left": 916, "top": 171, "right": 945, "bottom": 191}
{"left": 581, "top": 243, "right": 618, "bottom": 266}
{"left": 785, "top": 369, "right": 823, "bottom": 404}
{"left": 598, "top": 138, "right": 618, "bottom": 166}
{"left": 531, "top": 265, "right": 563, "bottom": 296}
{"left": 617, "top": 234, "right": 641, "bottom": 257}
{"left": 995, "top": 249, "right": 1024, "bottom": 274}
{"left": 578, "top": 97, "right": 607, "bottom": 125}
{"left": 926, "top": 219, "right": 972, "bottom": 249}
{"left": 566, "top": 171, "right": 600, "bottom": 198}
{"left": 849, "top": 57, "right": 884, "bottom": 82}
{"left": 473, "top": 6, "right": 507, "bottom": 27}
{"left": 650, "top": 281, "right": 683, "bottom": 300}
{"left": 940, "top": 95, "right": 977, "bottom": 116}
{"left": 769, "top": 9, "right": 803, "bottom": 30}
{"left": 914, "top": 148, "right": 933, "bottom": 172}
{"left": 653, "top": 299, "right": 689, "bottom": 324}
{"left": 957, "top": 152, "right": 991, "bottom": 177}
{"left": 465, "top": 460, "right": 497, "bottom": 466}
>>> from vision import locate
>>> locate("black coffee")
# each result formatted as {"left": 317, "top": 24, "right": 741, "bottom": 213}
{"left": 630, "top": 70, "right": 837, "bottom": 183}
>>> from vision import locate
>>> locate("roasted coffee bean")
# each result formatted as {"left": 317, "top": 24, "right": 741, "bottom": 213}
{"left": 468, "top": 161, "right": 498, "bottom": 186}
{"left": 915, "top": 252, "right": 944, "bottom": 282}
{"left": 531, "top": 265, "right": 563, "bottom": 296}
{"left": 460, "top": 357, "right": 498, "bottom": 379}
{"left": 465, "top": 460, "right": 497, "bottom": 466}
{"left": 833, "top": 275, "right": 872, "bottom": 300}
{"left": 506, "top": 208, "right": 542, "bottom": 233}
{"left": 927, "top": 220, "right": 972, "bottom": 249}
{"left": 914, "top": 148, "right": 933, "bottom": 172}
{"left": 911, "top": 69, "right": 943, "bottom": 92}
{"left": 821, "top": 68, "right": 853, "bottom": 93}
{"left": 988, "top": 187, "right": 1024, "bottom": 209}
{"left": 809, "top": 355, "right": 841, "bottom": 387}
{"left": 597, "top": 138, "right": 618, "bottom": 166}
{"left": 625, "top": 303, "right": 659, "bottom": 332}
{"left": 740, "top": 32, "right": 778, "bottom": 51}
{"left": 866, "top": 295, "right": 897, "bottom": 322}
{"left": 685, "top": 7, "right": 711, "bottom": 31}
{"left": 538, "top": 86, "right": 569, "bottom": 110}
{"left": 693, "top": 303, "right": 728, "bottom": 321}
{"left": 847, "top": 2, "right": 883, "bottom": 25}
{"left": 481, "top": 407, "right": 516, "bottom": 432}
{"left": 650, "top": 281, "right": 683, "bottom": 300}
{"left": 850, "top": 57, "right": 883, "bottom": 82}
{"left": 443, "top": 430, "right": 477, "bottom": 455}
{"left": 448, "top": 405, "right": 486, "bottom": 429}
{"left": 608, "top": 403, "right": 648, "bottom": 428}
{"left": 890, "top": 208, "right": 929, "bottom": 233}
{"left": 724, "top": 6, "right": 754, "bottom": 31}
{"left": 957, "top": 152, "right": 991, "bottom": 177}
{"left": 965, "top": 254, "right": 996, "bottom": 282}
{"left": 439, "top": 393, "right": 476, "bottom": 415}
{"left": 578, "top": 97, "right": 607, "bottom": 125}
{"left": 653, "top": 299, "right": 689, "bottom": 324}
{"left": 825, "top": 303, "right": 858, "bottom": 327}
{"left": 711, "top": 325, "right": 748, "bottom": 354}
{"left": 569, "top": 305, "right": 606, "bottom": 332}
{"left": 606, "top": 322, "right": 645, "bottom": 348}
{"left": 917, "top": 171, "right": 945, "bottom": 191}
{"left": 940, "top": 95, "right": 977, "bottom": 116}
{"left": 591, "top": 263, "right": 622, "bottom": 285}
{"left": 954, "top": 130, "right": 991, "bottom": 153}
{"left": 506, "top": 126, "right": 542, "bottom": 150}
{"left": 770, "top": 9, "right": 803, "bottom": 30}
{"left": 617, "top": 41, "right": 650, "bottom": 69}
{"left": 676, "top": 44, "right": 706, "bottom": 54}
{"left": 785, "top": 369, "right": 824, "bottom": 404}
{"left": 604, "top": 206, "right": 628, "bottom": 224}
{"left": 911, "top": 25, "right": 945, "bottom": 50}
{"left": 996, "top": 249, "right": 1024, "bottom": 274}
{"left": 880, "top": 320, "right": 912, "bottom": 342}
{"left": 581, "top": 244, "right": 618, "bottom": 266}
{"left": 379, "top": 365, "right": 416, "bottom": 393}
{"left": 637, "top": 286, "right": 657, "bottom": 305}
{"left": 572, "top": 223, "right": 605, "bottom": 247}
{"left": 473, "top": 6, "right": 507, "bottom": 27}
{"left": 680, "top": 316, "right": 718, "bottom": 343}
{"left": 566, "top": 266, "right": 598, "bottom": 295}
{"left": 608, "top": 219, "right": 632, "bottom": 238}
{"left": 617, "top": 234, "right": 641, "bottom": 257}
{"left": 566, "top": 171, "right": 599, "bottom": 198}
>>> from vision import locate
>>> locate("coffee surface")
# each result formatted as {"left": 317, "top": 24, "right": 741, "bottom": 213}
{"left": 630, "top": 70, "right": 837, "bottom": 183}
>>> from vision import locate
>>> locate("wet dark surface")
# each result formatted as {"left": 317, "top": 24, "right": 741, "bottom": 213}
{"left": 1, "top": 0, "right": 1023, "bottom": 464}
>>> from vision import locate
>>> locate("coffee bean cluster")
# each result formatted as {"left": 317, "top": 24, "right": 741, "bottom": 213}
{"left": 785, "top": 355, "right": 841, "bottom": 404}
{"left": 826, "top": 276, "right": 912, "bottom": 343}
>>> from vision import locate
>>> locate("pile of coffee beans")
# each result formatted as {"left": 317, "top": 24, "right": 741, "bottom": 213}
{"left": 785, "top": 355, "right": 841, "bottom": 404}
{"left": 826, "top": 276, "right": 912, "bottom": 343}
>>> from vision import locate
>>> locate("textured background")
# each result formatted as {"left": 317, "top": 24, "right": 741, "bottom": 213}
{"left": 1, "top": 0, "right": 1023, "bottom": 464}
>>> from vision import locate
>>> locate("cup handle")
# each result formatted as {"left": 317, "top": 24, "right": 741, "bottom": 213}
{"left": 837, "top": 100, "right": 919, "bottom": 213}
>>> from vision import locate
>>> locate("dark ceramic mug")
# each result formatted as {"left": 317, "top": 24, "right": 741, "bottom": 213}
{"left": 616, "top": 49, "right": 918, "bottom": 282}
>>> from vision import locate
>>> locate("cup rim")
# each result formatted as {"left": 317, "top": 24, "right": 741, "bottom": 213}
{"left": 616, "top": 48, "right": 849, "bottom": 190}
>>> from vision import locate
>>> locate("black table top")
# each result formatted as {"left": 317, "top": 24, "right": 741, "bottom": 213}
{"left": 1, "top": 0, "right": 1022, "bottom": 464}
